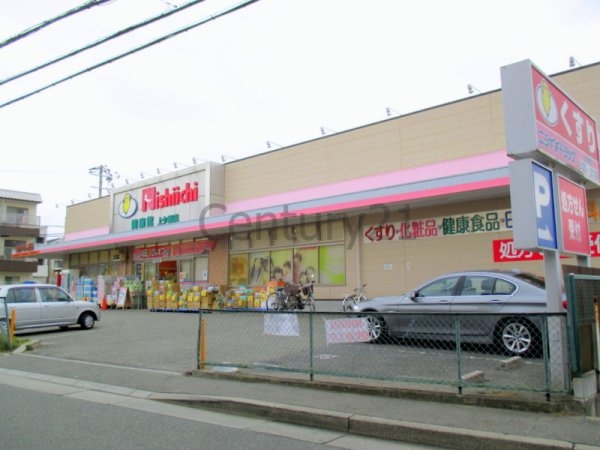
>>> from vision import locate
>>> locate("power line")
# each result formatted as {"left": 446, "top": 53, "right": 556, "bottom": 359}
{"left": 0, "top": 0, "right": 113, "bottom": 49}
{"left": 0, "top": 0, "right": 260, "bottom": 109}
{"left": 0, "top": 0, "right": 209, "bottom": 87}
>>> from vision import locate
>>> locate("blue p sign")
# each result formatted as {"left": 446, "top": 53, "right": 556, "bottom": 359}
{"left": 532, "top": 162, "right": 557, "bottom": 249}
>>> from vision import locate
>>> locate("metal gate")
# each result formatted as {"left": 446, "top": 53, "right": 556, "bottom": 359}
{"left": 565, "top": 273, "right": 600, "bottom": 378}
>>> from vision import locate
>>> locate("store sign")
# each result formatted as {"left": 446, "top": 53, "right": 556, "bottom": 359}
{"left": 133, "top": 240, "right": 215, "bottom": 261}
{"left": 494, "top": 233, "right": 600, "bottom": 262}
{"left": 557, "top": 175, "right": 590, "bottom": 255}
{"left": 133, "top": 245, "right": 171, "bottom": 260}
{"left": 363, "top": 209, "right": 512, "bottom": 243}
{"left": 141, "top": 182, "right": 199, "bottom": 212}
{"left": 501, "top": 59, "right": 600, "bottom": 185}
{"left": 15, "top": 242, "right": 35, "bottom": 252}
{"left": 171, "top": 240, "right": 216, "bottom": 256}
{"left": 113, "top": 172, "right": 207, "bottom": 233}
{"left": 493, "top": 239, "right": 544, "bottom": 262}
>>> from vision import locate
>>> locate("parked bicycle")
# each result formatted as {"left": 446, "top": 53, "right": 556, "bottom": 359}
{"left": 266, "top": 282, "right": 316, "bottom": 311}
{"left": 266, "top": 283, "right": 297, "bottom": 310}
{"left": 299, "top": 281, "right": 316, "bottom": 311}
{"left": 341, "top": 283, "right": 368, "bottom": 311}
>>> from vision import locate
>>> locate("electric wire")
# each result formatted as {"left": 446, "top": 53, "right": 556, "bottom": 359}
{"left": 0, "top": 0, "right": 208, "bottom": 87}
{"left": 0, "top": 0, "right": 260, "bottom": 110}
{"left": 0, "top": 0, "right": 113, "bottom": 49}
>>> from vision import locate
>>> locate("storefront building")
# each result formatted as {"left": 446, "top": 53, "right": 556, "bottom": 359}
{"left": 17, "top": 61, "right": 600, "bottom": 305}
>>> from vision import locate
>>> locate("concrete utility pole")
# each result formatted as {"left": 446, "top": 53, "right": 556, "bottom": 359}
{"left": 89, "top": 165, "right": 113, "bottom": 198}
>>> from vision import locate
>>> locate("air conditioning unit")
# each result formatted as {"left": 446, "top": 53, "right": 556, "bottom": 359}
{"left": 112, "top": 254, "right": 121, "bottom": 261}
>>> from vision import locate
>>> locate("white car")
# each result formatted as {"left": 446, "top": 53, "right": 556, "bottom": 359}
{"left": 0, "top": 283, "right": 100, "bottom": 332}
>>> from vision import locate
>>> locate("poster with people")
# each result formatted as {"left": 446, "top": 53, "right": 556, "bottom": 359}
{"left": 292, "top": 247, "right": 318, "bottom": 284}
{"left": 249, "top": 252, "right": 270, "bottom": 286}
{"left": 228, "top": 244, "right": 346, "bottom": 287}
{"left": 270, "top": 249, "right": 293, "bottom": 283}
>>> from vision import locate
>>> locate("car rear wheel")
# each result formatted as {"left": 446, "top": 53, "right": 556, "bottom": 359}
{"left": 365, "top": 315, "right": 388, "bottom": 343}
{"left": 80, "top": 312, "right": 95, "bottom": 330}
{"left": 496, "top": 318, "right": 539, "bottom": 357}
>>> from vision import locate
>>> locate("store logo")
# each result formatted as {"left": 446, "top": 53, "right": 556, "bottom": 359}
{"left": 118, "top": 193, "right": 139, "bottom": 219}
{"left": 141, "top": 182, "right": 199, "bottom": 212}
{"left": 535, "top": 78, "right": 558, "bottom": 126}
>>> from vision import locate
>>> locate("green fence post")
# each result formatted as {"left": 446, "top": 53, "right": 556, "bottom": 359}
{"left": 541, "top": 315, "right": 551, "bottom": 400}
{"left": 197, "top": 310, "right": 203, "bottom": 370}
{"left": 565, "top": 274, "right": 580, "bottom": 377}
{"left": 455, "top": 315, "right": 462, "bottom": 395}
{"left": 309, "top": 311, "right": 314, "bottom": 381}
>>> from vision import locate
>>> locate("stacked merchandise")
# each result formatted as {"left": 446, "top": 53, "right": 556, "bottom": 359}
{"left": 146, "top": 280, "right": 179, "bottom": 311}
{"left": 125, "top": 280, "right": 144, "bottom": 309}
{"left": 77, "top": 278, "right": 95, "bottom": 302}
{"left": 145, "top": 282, "right": 270, "bottom": 312}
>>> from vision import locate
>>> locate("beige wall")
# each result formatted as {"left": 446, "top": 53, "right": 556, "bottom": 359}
{"left": 224, "top": 64, "right": 600, "bottom": 206}
{"left": 65, "top": 197, "right": 110, "bottom": 234}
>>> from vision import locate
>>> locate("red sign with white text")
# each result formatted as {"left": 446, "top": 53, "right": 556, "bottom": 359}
{"left": 494, "top": 233, "right": 600, "bottom": 262}
{"left": 531, "top": 65, "right": 600, "bottom": 183}
{"left": 493, "top": 239, "right": 544, "bottom": 262}
{"left": 557, "top": 176, "right": 590, "bottom": 255}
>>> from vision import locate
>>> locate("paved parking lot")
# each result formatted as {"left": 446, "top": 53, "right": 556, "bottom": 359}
{"left": 18, "top": 306, "right": 559, "bottom": 396}
{"left": 19, "top": 309, "right": 200, "bottom": 372}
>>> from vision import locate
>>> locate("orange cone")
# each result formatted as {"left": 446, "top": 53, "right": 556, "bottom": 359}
{"left": 101, "top": 296, "right": 108, "bottom": 310}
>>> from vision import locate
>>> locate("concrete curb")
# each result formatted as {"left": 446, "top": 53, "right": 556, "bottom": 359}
{"left": 8, "top": 339, "right": 40, "bottom": 354}
{"left": 189, "top": 369, "right": 583, "bottom": 415}
{"left": 156, "top": 395, "right": 574, "bottom": 450}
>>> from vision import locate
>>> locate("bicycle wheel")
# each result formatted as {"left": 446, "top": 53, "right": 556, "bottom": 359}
{"left": 342, "top": 295, "right": 356, "bottom": 312}
{"left": 287, "top": 294, "right": 300, "bottom": 310}
{"left": 266, "top": 293, "right": 281, "bottom": 310}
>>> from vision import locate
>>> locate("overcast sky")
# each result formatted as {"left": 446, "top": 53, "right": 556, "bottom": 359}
{"left": 1, "top": 0, "right": 600, "bottom": 236}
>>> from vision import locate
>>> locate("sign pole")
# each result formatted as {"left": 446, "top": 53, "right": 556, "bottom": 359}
{"left": 544, "top": 250, "right": 568, "bottom": 387}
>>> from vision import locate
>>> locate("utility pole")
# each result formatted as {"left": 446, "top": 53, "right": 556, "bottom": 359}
{"left": 89, "top": 165, "right": 113, "bottom": 198}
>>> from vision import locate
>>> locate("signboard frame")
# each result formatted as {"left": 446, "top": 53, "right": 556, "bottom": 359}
{"left": 501, "top": 59, "right": 600, "bottom": 186}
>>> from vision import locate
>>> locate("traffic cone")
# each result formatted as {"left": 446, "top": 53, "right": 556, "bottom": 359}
{"left": 101, "top": 296, "right": 108, "bottom": 310}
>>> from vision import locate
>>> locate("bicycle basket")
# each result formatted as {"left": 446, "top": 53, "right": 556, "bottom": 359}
{"left": 301, "top": 284, "right": 313, "bottom": 296}
{"left": 284, "top": 284, "right": 300, "bottom": 295}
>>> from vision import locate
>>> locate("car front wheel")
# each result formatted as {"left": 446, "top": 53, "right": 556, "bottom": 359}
{"left": 80, "top": 312, "right": 95, "bottom": 330}
{"left": 365, "top": 315, "right": 388, "bottom": 343}
{"left": 496, "top": 318, "right": 539, "bottom": 357}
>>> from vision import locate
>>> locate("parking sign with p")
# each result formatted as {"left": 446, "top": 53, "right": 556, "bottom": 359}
{"left": 509, "top": 159, "right": 558, "bottom": 250}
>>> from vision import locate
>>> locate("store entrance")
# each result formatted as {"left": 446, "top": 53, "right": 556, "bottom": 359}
{"left": 158, "top": 260, "right": 178, "bottom": 282}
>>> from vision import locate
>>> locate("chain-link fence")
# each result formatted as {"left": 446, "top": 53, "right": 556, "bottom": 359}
{"left": 197, "top": 310, "right": 571, "bottom": 395}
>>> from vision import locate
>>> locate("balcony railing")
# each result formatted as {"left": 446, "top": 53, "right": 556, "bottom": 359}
{"left": 0, "top": 213, "right": 40, "bottom": 228}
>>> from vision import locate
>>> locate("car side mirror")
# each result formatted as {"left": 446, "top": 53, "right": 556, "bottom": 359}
{"left": 409, "top": 291, "right": 418, "bottom": 302}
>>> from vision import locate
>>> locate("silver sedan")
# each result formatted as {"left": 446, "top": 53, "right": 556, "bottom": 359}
{"left": 352, "top": 270, "right": 552, "bottom": 356}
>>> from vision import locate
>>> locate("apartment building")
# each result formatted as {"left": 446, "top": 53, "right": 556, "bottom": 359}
{"left": 0, "top": 188, "right": 50, "bottom": 284}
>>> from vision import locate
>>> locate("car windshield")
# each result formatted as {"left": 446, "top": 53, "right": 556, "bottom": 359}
{"left": 512, "top": 272, "right": 545, "bottom": 289}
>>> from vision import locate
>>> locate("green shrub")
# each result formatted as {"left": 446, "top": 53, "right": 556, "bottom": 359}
{"left": 0, "top": 333, "right": 27, "bottom": 352}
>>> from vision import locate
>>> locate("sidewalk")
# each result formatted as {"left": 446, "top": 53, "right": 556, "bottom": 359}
{"left": 1, "top": 346, "right": 599, "bottom": 450}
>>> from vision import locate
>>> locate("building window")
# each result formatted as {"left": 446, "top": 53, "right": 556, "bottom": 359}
{"left": 227, "top": 221, "right": 346, "bottom": 287}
